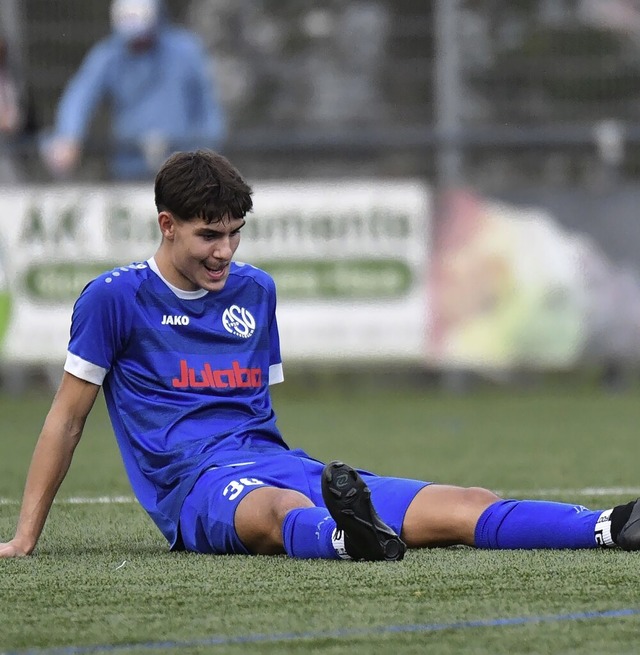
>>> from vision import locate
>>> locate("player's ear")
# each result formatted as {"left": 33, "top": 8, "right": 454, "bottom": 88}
{"left": 158, "top": 211, "right": 176, "bottom": 240}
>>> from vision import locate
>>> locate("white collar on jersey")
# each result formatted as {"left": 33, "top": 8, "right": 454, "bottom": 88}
{"left": 147, "top": 257, "right": 210, "bottom": 300}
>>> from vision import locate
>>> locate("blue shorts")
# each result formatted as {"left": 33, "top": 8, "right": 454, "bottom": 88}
{"left": 178, "top": 449, "right": 430, "bottom": 554}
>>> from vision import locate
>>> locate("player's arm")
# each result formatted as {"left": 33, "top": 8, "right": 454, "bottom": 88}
{"left": 0, "top": 372, "right": 100, "bottom": 558}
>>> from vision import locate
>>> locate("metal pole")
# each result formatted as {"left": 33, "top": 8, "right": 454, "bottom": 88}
{"left": 434, "top": 0, "right": 471, "bottom": 392}
{"left": 434, "top": 0, "right": 463, "bottom": 187}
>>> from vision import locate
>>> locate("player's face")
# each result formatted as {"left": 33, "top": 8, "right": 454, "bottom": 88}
{"left": 163, "top": 213, "right": 245, "bottom": 292}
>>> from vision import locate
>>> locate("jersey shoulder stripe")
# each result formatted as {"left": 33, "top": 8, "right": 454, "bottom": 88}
{"left": 82, "top": 262, "right": 153, "bottom": 297}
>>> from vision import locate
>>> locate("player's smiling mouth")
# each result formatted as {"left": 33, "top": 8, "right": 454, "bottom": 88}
{"left": 204, "top": 263, "right": 227, "bottom": 278}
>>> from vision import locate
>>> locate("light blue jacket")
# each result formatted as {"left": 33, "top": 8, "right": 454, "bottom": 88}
{"left": 53, "top": 25, "right": 226, "bottom": 179}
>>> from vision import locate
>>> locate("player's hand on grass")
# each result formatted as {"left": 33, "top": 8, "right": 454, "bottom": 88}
{"left": 0, "top": 539, "right": 31, "bottom": 558}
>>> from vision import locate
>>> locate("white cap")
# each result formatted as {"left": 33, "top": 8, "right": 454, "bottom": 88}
{"left": 111, "top": 0, "right": 159, "bottom": 40}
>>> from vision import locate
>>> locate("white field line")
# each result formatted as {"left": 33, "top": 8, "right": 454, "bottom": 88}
{"left": 1, "top": 487, "right": 640, "bottom": 506}
{"left": 0, "top": 495, "right": 136, "bottom": 505}
{"left": 495, "top": 487, "right": 640, "bottom": 498}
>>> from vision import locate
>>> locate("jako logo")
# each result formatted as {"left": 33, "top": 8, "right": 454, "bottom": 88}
{"left": 222, "top": 305, "right": 255, "bottom": 338}
{"left": 172, "top": 359, "right": 262, "bottom": 389}
{"left": 162, "top": 314, "right": 190, "bottom": 325}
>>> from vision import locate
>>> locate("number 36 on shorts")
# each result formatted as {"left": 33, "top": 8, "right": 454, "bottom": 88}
{"left": 223, "top": 477, "right": 265, "bottom": 500}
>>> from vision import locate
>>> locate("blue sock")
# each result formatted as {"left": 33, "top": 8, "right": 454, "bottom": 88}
{"left": 474, "top": 499, "right": 609, "bottom": 549}
{"left": 282, "top": 507, "right": 346, "bottom": 559}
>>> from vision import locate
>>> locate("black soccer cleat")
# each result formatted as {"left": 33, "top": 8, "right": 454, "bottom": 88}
{"left": 614, "top": 498, "right": 640, "bottom": 551}
{"left": 321, "top": 460, "right": 406, "bottom": 561}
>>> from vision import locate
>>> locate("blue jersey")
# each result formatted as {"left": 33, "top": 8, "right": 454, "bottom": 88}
{"left": 64, "top": 258, "right": 286, "bottom": 546}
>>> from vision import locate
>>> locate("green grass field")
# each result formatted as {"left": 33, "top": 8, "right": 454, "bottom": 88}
{"left": 2, "top": 378, "right": 640, "bottom": 654}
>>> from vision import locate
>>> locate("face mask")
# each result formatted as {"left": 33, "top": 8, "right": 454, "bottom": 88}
{"left": 111, "top": 0, "right": 158, "bottom": 41}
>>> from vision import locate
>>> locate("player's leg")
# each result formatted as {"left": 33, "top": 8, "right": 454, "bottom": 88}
{"left": 235, "top": 485, "right": 315, "bottom": 555}
{"left": 236, "top": 477, "right": 408, "bottom": 560}
{"left": 179, "top": 456, "right": 347, "bottom": 559}
{"left": 401, "top": 484, "right": 499, "bottom": 547}
{"left": 318, "top": 463, "right": 497, "bottom": 551}
{"left": 226, "top": 454, "right": 411, "bottom": 561}
{"left": 402, "top": 484, "right": 640, "bottom": 550}
{"left": 320, "top": 461, "right": 640, "bottom": 551}
{"left": 240, "top": 481, "right": 408, "bottom": 560}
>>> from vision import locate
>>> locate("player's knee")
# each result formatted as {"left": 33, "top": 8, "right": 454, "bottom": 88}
{"left": 445, "top": 487, "right": 500, "bottom": 546}
{"left": 438, "top": 486, "right": 500, "bottom": 530}
{"left": 236, "top": 487, "right": 313, "bottom": 555}
{"left": 270, "top": 488, "right": 315, "bottom": 524}
{"left": 402, "top": 483, "right": 501, "bottom": 547}
{"left": 463, "top": 486, "right": 501, "bottom": 511}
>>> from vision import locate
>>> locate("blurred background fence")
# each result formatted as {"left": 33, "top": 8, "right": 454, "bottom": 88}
{"left": 3, "top": 0, "right": 640, "bottom": 387}
{"left": 16, "top": 0, "right": 640, "bottom": 186}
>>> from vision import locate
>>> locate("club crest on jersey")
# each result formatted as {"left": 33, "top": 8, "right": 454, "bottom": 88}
{"left": 162, "top": 314, "right": 190, "bottom": 325}
{"left": 222, "top": 305, "right": 255, "bottom": 338}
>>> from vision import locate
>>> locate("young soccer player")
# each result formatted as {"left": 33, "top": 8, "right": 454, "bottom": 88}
{"left": 1, "top": 149, "right": 639, "bottom": 560}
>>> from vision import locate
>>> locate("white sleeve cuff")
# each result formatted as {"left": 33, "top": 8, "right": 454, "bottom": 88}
{"left": 64, "top": 351, "right": 108, "bottom": 386}
{"left": 269, "top": 363, "right": 284, "bottom": 385}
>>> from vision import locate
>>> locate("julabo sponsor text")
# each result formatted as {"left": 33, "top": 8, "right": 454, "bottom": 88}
{"left": 172, "top": 360, "right": 262, "bottom": 389}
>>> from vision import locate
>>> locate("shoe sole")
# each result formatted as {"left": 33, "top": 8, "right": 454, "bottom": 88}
{"left": 321, "top": 460, "right": 406, "bottom": 561}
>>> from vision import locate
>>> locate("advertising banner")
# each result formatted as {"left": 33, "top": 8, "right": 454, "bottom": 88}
{"left": 0, "top": 181, "right": 431, "bottom": 364}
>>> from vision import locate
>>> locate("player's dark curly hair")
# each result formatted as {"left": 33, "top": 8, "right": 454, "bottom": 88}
{"left": 154, "top": 149, "right": 253, "bottom": 222}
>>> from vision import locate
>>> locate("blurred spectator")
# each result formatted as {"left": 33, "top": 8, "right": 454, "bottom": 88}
{"left": 43, "top": 0, "right": 226, "bottom": 181}
{"left": 0, "top": 35, "right": 26, "bottom": 184}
